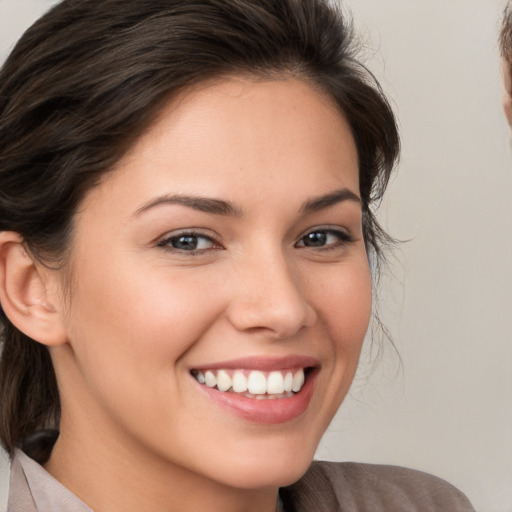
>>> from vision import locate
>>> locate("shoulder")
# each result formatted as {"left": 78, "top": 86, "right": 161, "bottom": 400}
{"left": 280, "top": 460, "right": 475, "bottom": 512}
{"left": 7, "top": 448, "right": 92, "bottom": 512}
{"left": 6, "top": 450, "right": 38, "bottom": 512}
{"left": 0, "top": 448, "right": 9, "bottom": 512}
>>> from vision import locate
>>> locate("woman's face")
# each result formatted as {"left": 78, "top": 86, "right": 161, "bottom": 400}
{"left": 52, "top": 77, "right": 372, "bottom": 491}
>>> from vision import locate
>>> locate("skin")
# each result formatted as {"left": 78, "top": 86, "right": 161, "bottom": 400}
{"left": 502, "top": 59, "right": 512, "bottom": 126}
{"left": 37, "top": 77, "right": 372, "bottom": 512}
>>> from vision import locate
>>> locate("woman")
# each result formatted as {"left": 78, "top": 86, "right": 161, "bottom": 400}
{"left": 0, "top": 0, "right": 475, "bottom": 510}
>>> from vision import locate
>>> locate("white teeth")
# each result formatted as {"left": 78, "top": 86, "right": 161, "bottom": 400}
{"left": 247, "top": 371, "right": 267, "bottom": 395}
{"left": 284, "top": 372, "right": 293, "bottom": 392}
{"left": 193, "top": 368, "right": 308, "bottom": 396}
{"left": 204, "top": 370, "right": 217, "bottom": 388}
{"left": 232, "top": 371, "right": 248, "bottom": 393}
{"left": 267, "top": 371, "right": 285, "bottom": 394}
{"left": 292, "top": 368, "right": 305, "bottom": 392}
{"left": 216, "top": 370, "right": 232, "bottom": 392}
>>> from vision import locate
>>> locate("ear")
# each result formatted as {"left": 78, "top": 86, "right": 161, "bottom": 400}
{"left": 0, "top": 231, "right": 67, "bottom": 346}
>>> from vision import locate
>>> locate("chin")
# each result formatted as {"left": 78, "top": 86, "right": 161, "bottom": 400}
{"left": 223, "top": 462, "right": 313, "bottom": 491}
{"left": 211, "top": 437, "right": 319, "bottom": 490}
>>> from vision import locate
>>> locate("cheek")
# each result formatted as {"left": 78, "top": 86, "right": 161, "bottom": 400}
{"left": 63, "top": 258, "right": 225, "bottom": 385}
{"left": 317, "top": 260, "right": 373, "bottom": 353}
{"left": 58, "top": 261, "right": 230, "bottom": 441}
{"left": 305, "top": 258, "right": 372, "bottom": 430}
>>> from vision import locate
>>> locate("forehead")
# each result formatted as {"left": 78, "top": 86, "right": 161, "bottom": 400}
{"left": 134, "top": 77, "right": 349, "bottom": 144}
{"left": 87, "top": 77, "right": 359, "bottom": 214}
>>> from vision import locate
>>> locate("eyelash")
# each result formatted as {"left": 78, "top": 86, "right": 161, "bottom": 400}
{"left": 157, "top": 227, "right": 355, "bottom": 255}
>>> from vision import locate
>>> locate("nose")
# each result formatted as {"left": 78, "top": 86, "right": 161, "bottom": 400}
{"left": 226, "top": 252, "right": 317, "bottom": 339}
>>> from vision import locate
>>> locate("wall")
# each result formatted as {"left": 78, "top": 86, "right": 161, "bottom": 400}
{"left": 1, "top": 1, "right": 511, "bottom": 511}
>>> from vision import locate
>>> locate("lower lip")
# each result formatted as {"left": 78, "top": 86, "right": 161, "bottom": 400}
{"left": 195, "top": 371, "right": 317, "bottom": 424}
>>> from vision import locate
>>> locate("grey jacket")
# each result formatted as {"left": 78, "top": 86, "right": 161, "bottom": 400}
{"left": 281, "top": 460, "right": 476, "bottom": 511}
{"left": 6, "top": 449, "right": 475, "bottom": 512}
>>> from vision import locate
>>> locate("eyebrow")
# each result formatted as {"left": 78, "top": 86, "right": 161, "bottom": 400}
{"left": 134, "top": 187, "right": 360, "bottom": 218}
{"left": 134, "top": 194, "right": 244, "bottom": 217}
{"left": 299, "top": 188, "right": 361, "bottom": 214}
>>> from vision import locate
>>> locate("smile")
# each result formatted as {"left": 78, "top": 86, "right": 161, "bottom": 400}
{"left": 191, "top": 368, "right": 307, "bottom": 398}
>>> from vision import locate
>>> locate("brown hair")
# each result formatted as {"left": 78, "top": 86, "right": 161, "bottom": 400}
{"left": 501, "top": 2, "right": 512, "bottom": 68}
{"left": 0, "top": 0, "right": 399, "bottom": 455}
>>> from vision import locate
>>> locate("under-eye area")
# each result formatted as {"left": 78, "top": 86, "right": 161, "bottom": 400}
{"left": 191, "top": 367, "right": 317, "bottom": 399}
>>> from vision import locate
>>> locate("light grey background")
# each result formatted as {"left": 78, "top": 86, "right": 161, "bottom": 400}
{"left": 1, "top": 1, "right": 511, "bottom": 511}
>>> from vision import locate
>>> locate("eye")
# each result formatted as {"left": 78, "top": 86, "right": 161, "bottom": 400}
{"left": 158, "top": 232, "right": 219, "bottom": 252}
{"left": 295, "top": 228, "right": 354, "bottom": 249}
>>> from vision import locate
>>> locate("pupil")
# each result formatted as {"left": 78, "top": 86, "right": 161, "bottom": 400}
{"left": 173, "top": 236, "right": 198, "bottom": 250}
{"left": 306, "top": 232, "right": 326, "bottom": 246}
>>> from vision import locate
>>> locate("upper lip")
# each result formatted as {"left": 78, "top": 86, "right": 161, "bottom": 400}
{"left": 190, "top": 355, "right": 320, "bottom": 372}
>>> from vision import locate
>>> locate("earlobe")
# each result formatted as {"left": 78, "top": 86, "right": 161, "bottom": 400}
{"left": 0, "top": 231, "right": 67, "bottom": 346}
